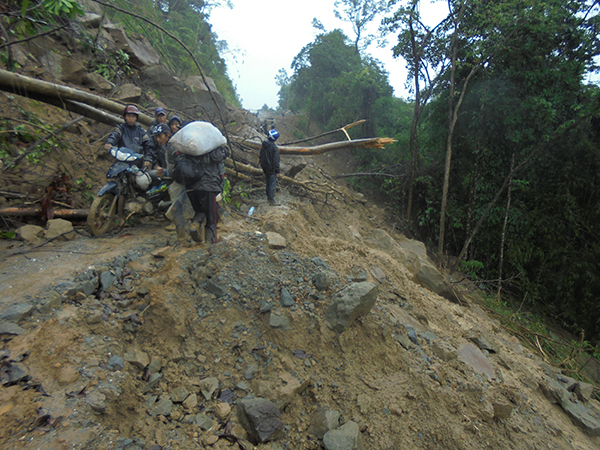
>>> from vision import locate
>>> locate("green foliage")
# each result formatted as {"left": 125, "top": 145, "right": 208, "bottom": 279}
{"left": 279, "top": 29, "right": 393, "bottom": 136}
{"left": 458, "top": 259, "right": 484, "bottom": 280}
{"left": 42, "top": 0, "right": 84, "bottom": 18}
{"left": 396, "top": 0, "right": 600, "bottom": 342}
{"left": 0, "top": 231, "right": 17, "bottom": 239}
{"left": 0, "top": 111, "right": 62, "bottom": 166}
{"left": 88, "top": 50, "right": 133, "bottom": 82}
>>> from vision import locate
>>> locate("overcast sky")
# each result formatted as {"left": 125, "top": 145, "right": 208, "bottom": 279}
{"left": 210, "top": 1, "right": 446, "bottom": 111}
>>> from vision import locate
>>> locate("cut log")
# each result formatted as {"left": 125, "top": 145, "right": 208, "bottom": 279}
{"left": 234, "top": 137, "right": 396, "bottom": 155}
{"left": 0, "top": 206, "right": 89, "bottom": 218}
{"left": 0, "top": 68, "right": 153, "bottom": 126}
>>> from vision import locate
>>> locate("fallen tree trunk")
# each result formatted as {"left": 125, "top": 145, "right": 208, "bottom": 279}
{"left": 235, "top": 137, "right": 396, "bottom": 155}
{"left": 225, "top": 160, "right": 341, "bottom": 196}
{"left": 0, "top": 206, "right": 89, "bottom": 218}
{"left": 0, "top": 68, "right": 153, "bottom": 126}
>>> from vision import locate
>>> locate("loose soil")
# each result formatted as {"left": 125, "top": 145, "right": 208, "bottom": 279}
{"left": 2, "top": 143, "right": 600, "bottom": 449}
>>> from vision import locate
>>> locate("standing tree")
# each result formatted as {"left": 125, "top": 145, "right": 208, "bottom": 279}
{"left": 333, "top": 0, "right": 390, "bottom": 55}
{"left": 384, "top": 0, "right": 449, "bottom": 225}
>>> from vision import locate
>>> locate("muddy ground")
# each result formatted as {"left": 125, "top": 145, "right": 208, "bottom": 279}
{"left": 2, "top": 121, "right": 600, "bottom": 449}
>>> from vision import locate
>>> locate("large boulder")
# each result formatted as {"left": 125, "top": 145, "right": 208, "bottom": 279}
{"left": 140, "top": 65, "right": 230, "bottom": 126}
{"left": 237, "top": 397, "right": 283, "bottom": 443}
{"left": 103, "top": 24, "right": 160, "bottom": 67}
{"left": 325, "top": 282, "right": 378, "bottom": 333}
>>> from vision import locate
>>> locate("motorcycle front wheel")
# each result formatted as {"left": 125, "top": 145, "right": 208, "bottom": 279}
{"left": 88, "top": 193, "right": 118, "bottom": 236}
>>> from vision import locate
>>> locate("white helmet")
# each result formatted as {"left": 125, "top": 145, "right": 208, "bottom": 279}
{"left": 135, "top": 171, "right": 152, "bottom": 190}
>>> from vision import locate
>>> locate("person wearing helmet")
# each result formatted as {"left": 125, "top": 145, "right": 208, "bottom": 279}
{"left": 148, "top": 123, "right": 171, "bottom": 177}
{"left": 104, "top": 104, "right": 153, "bottom": 164}
{"left": 259, "top": 127, "right": 281, "bottom": 205}
{"left": 147, "top": 107, "right": 168, "bottom": 145}
{"left": 168, "top": 115, "right": 183, "bottom": 135}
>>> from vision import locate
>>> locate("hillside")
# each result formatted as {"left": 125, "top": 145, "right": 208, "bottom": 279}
{"left": 1, "top": 6, "right": 600, "bottom": 450}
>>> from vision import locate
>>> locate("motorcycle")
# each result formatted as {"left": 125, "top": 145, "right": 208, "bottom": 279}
{"left": 87, "top": 147, "right": 169, "bottom": 236}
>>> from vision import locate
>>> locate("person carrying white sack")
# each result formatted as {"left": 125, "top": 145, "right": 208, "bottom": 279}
{"left": 167, "top": 121, "right": 227, "bottom": 244}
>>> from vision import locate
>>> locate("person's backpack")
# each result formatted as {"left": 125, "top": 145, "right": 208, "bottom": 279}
{"left": 172, "top": 152, "right": 204, "bottom": 186}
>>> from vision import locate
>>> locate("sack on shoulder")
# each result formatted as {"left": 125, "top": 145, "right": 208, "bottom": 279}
{"left": 173, "top": 152, "right": 204, "bottom": 186}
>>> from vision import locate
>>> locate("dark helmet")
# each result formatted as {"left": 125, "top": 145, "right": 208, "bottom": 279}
{"left": 168, "top": 115, "right": 182, "bottom": 125}
{"left": 154, "top": 123, "right": 170, "bottom": 135}
{"left": 268, "top": 129, "right": 280, "bottom": 141}
{"left": 155, "top": 107, "right": 166, "bottom": 117}
{"left": 123, "top": 104, "right": 140, "bottom": 117}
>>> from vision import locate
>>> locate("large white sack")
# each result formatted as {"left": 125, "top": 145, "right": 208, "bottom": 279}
{"left": 169, "top": 121, "right": 227, "bottom": 156}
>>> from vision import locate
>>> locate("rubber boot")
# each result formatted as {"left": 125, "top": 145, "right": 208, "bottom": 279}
{"left": 190, "top": 222, "right": 204, "bottom": 243}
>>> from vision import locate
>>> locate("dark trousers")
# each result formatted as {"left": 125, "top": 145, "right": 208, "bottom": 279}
{"left": 187, "top": 190, "right": 218, "bottom": 243}
{"left": 265, "top": 172, "right": 277, "bottom": 201}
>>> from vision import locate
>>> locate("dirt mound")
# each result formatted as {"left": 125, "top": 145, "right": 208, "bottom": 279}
{"left": 2, "top": 173, "right": 600, "bottom": 450}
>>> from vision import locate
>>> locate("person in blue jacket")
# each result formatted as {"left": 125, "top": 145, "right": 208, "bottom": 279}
{"left": 259, "top": 128, "right": 281, "bottom": 205}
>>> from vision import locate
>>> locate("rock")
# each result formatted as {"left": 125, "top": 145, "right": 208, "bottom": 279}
{"left": 184, "top": 75, "right": 219, "bottom": 92}
{"left": 280, "top": 288, "right": 295, "bottom": 307}
{"left": 349, "top": 265, "right": 368, "bottom": 282}
{"left": 141, "top": 373, "right": 162, "bottom": 393}
{"left": 0, "top": 303, "right": 34, "bottom": 323}
{"left": 204, "top": 281, "right": 226, "bottom": 298}
{"left": 82, "top": 72, "right": 114, "bottom": 92}
{"left": 104, "top": 24, "right": 160, "bottom": 67}
{"left": 325, "top": 282, "right": 378, "bottom": 333}
{"left": 575, "top": 382, "right": 595, "bottom": 402}
{"left": 77, "top": 12, "right": 103, "bottom": 28}
{"left": 314, "top": 271, "right": 337, "bottom": 291}
{"left": 195, "top": 413, "right": 215, "bottom": 431}
{"left": 107, "top": 355, "right": 124, "bottom": 371}
{"left": 237, "top": 397, "right": 283, "bottom": 443}
{"left": 36, "top": 291, "right": 64, "bottom": 314}
{"left": 269, "top": 311, "right": 291, "bottom": 331}
{"left": 199, "top": 377, "right": 219, "bottom": 400}
{"left": 1, "top": 363, "right": 28, "bottom": 385}
{"left": 113, "top": 83, "right": 142, "bottom": 103}
{"left": 100, "top": 271, "right": 117, "bottom": 291}
{"left": 308, "top": 407, "right": 341, "bottom": 439}
{"left": 16, "top": 224, "right": 45, "bottom": 244}
{"left": 85, "top": 310, "right": 103, "bottom": 325}
{"left": 124, "top": 348, "right": 150, "bottom": 369}
{"left": 140, "top": 65, "right": 230, "bottom": 124}
{"left": 86, "top": 391, "right": 107, "bottom": 414}
{"left": 274, "top": 372, "right": 310, "bottom": 409}
{"left": 170, "top": 386, "right": 190, "bottom": 403}
{"left": 457, "top": 343, "right": 495, "bottom": 379}
{"left": 45, "top": 219, "right": 75, "bottom": 240}
{"left": 430, "top": 341, "right": 458, "bottom": 362}
{"left": 148, "top": 358, "right": 162, "bottom": 374}
{"left": 183, "top": 393, "right": 198, "bottom": 410}
{"left": 213, "top": 402, "right": 231, "bottom": 420}
{"left": 369, "top": 266, "right": 386, "bottom": 283}
{"left": 0, "top": 321, "right": 26, "bottom": 335}
{"left": 244, "top": 363, "right": 258, "bottom": 380}
{"left": 148, "top": 397, "right": 173, "bottom": 417}
{"left": 311, "top": 257, "right": 331, "bottom": 270}
{"left": 266, "top": 232, "right": 287, "bottom": 249}
{"left": 415, "top": 262, "right": 459, "bottom": 303}
{"left": 323, "top": 421, "right": 362, "bottom": 450}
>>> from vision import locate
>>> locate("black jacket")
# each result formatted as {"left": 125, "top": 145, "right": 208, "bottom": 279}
{"left": 172, "top": 145, "right": 227, "bottom": 192}
{"left": 106, "top": 123, "right": 153, "bottom": 158}
{"left": 259, "top": 139, "right": 280, "bottom": 174}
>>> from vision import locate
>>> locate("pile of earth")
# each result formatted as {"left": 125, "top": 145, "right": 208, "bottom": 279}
{"left": 2, "top": 177, "right": 600, "bottom": 450}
